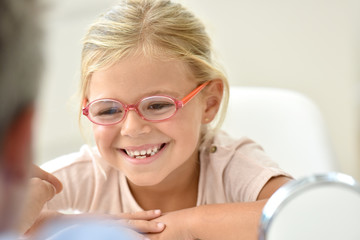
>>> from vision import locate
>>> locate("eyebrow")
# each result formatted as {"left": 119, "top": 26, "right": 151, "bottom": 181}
{"left": 141, "top": 89, "right": 182, "bottom": 99}
{"left": 88, "top": 88, "right": 186, "bottom": 104}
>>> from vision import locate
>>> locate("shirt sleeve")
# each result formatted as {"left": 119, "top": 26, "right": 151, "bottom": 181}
{"left": 223, "top": 137, "right": 291, "bottom": 202}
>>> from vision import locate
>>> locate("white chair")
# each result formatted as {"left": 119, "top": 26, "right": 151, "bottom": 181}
{"left": 221, "top": 86, "right": 336, "bottom": 178}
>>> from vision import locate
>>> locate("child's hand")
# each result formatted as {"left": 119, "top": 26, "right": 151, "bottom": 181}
{"left": 26, "top": 209, "right": 165, "bottom": 239}
{"left": 52, "top": 210, "right": 165, "bottom": 239}
{"left": 144, "top": 208, "right": 194, "bottom": 240}
{"left": 81, "top": 210, "right": 165, "bottom": 240}
{"left": 27, "top": 210, "right": 165, "bottom": 240}
{"left": 116, "top": 210, "right": 166, "bottom": 234}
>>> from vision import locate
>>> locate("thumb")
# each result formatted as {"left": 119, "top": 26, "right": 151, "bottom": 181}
{"left": 30, "top": 164, "right": 63, "bottom": 193}
{"left": 28, "top": 178, "right": 57, "bottom": 208}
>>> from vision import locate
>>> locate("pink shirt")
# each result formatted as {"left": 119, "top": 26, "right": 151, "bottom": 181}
{"left": 42, "top": 131, "right": 290, "bottom": 214}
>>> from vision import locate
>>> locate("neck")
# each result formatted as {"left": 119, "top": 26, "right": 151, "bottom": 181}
{"left": 127, "top": 152, "right": 200, "bottom": 212}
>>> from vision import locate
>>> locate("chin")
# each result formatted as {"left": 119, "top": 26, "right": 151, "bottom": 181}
{"left": 126, "top": 172, "right": 165, "bottom": 187}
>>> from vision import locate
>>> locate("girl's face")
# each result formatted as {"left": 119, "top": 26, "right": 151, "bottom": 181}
{"left": 87, "top": 55, "right": 207, "bottom": 187}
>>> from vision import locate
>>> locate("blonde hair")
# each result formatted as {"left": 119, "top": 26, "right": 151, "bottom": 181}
{"left": 80, "top": 0, "right": 229, "bottom": 145}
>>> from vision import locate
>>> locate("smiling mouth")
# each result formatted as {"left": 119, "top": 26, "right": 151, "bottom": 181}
{"left": 122, "top": 143, "right": 166, "bottom": 159}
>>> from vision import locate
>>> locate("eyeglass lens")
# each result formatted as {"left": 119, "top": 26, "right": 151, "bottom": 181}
{"left": 88, "top": 96, "right": 178, "bottom": 124}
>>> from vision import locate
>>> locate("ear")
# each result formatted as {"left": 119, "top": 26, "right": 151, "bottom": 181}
{"left": 2, "top": 105, "right": 35, "bottom": 180}
{"left": 201, "top": 79, "right": 223, "bottom": 124}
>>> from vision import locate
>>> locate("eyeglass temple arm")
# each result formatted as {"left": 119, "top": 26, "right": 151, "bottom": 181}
{"left": 82, "top": 99, "right": 89, "bottom": 115}
{"left": 181, "top": 81, "right": 210, "bottom": 105}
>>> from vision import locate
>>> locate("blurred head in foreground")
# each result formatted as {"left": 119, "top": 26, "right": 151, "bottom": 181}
{"left": 0, "top": 0, "right": 43, "bottom": 233}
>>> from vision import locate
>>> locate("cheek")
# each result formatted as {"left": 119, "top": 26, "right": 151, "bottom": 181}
{"left": 182, "top": 100, "right": 204, "bottom": 129}
{"left": 168, "top": 103, "right": 204, "bottom": 145}
{"left": 92, "top": 125, "right": 118, "bottom": 148}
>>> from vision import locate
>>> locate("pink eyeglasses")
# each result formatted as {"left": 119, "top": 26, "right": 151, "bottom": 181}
{"left": 82, "top": 81, "right": 209, "bottom": 126}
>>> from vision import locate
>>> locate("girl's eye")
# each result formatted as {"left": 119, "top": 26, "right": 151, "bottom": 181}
{"left": 148, "top": 103, "right": 174, "bottom": 110}
{"left": 97, "top": 107, "right": 122, "bottom": 116}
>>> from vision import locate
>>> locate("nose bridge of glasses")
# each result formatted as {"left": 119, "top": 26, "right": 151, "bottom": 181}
{"left": 125, "top": 104, "right": 137, "bottom": 111}
{"left": 124, "top": 104, "right": 143, "bottom": 118}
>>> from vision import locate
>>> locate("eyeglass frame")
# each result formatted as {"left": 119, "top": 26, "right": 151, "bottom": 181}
{"left": 82, "top": 81, "right": 210, "bottom": 126}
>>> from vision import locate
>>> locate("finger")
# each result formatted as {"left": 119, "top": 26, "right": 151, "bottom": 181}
{"left": 120, "top": 219, "right": 165, "bottom": 233}
{"left": 28, "top": 177, "right": 57, "bottom": 203}
{"left": 118, "top": 209, "right": 162, "bottom": 220}
{"left": 30, "top": 164, "right": 63, "bottom": 193}
{"left": 79, "top": 210, "right": 162, "bottom": 223}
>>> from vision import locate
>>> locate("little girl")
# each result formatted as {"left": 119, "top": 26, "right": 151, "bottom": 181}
{"left": 40, "top": 0, "right": 291, "bottom": 239}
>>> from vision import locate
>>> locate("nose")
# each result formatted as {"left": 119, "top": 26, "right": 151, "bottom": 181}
{"left": 120, "top": 110, "right": 151, "bottom": 137}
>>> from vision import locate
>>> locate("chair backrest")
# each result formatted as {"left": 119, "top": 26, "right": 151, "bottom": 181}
{"left": 221, "top": 86, "right": 336, "bottom": 178}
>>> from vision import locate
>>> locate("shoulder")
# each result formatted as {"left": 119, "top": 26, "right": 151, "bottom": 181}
{"left": 42, "top": 145, "right": 119, "bottom": 213}
{"left": 41, "top": 145, "right": 97, "bottom": 174}
{"left": 200, "top": 131, "right": 290, "bottom": 202}
{"left": 209, "top": 130, "right": 289, "bottom": 178}
{"left": 40, "top": 144, "right": 113, "bottom": 183}
{"left": 202, "top": 130, "right": 269, "bottom": 166}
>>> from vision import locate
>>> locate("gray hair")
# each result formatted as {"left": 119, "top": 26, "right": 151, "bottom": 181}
{"left": 0, "top": 0, "right": 43, "bottom": 145}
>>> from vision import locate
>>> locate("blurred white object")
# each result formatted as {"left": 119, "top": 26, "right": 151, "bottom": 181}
{"left": 33, "top": 218, "right": 134, "bottom": 240}
{"left": 259, "top": 172, "right": 360, "bottom": 240}
{"left": 222, "top": 86, "right": 336, "bottom": 178}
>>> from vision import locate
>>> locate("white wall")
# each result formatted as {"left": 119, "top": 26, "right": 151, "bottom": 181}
{"left": 35, "top": 0, "right": 360, "bottom": 179}
{"left": 35, "top": 0, "right": 119, "bottom": 162}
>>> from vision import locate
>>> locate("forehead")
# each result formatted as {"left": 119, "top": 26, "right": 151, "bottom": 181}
{"left": 88, "top": 55, "right": 196, "bottom": 102}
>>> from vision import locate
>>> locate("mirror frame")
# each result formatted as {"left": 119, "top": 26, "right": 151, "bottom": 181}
{"left": 258, "top": 172, "right": 360, "bottom": 240}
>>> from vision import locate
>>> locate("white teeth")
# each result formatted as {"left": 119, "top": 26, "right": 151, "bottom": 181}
{"left": 125, "top": 150, "right": 133, "bottom": 157}
{"left": 124, "top": 145, "right": 163, "bottom": 158}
